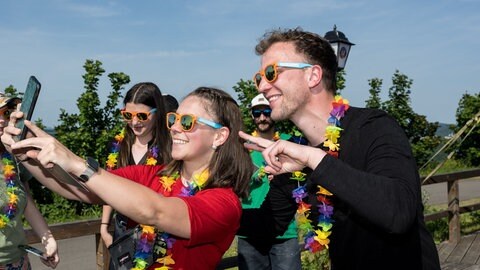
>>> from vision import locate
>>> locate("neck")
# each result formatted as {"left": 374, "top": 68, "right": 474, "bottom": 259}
{"left": 291, "top": 93, "right": 335, "bottom": 146}
{"left": 180, "top": 162, "right": 209, "bottom": 183}
{"left": 256, "top": 129, "right": 276, "bottom": 140}
{"left": 135, "top": 133, "right": 153, "bottom": 146}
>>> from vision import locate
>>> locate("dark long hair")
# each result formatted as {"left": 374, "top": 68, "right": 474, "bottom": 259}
{"left": 117, "top": 82, "right": 172, "bottom": 167}
{"left": 162, "top": 87, "right": 253, "bottom": 199}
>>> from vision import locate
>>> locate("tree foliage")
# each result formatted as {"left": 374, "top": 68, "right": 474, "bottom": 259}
{"left": 454, "top": 92, "right": 480, "bottom": 166}
{"left": 54, "top": 59, "right": 130, "bottom": 165}
{"left": 365, "top": 78, "right": 382, "bottom": 109}
{"left": 365, "top": 70, "right": 441, "bottom": 167}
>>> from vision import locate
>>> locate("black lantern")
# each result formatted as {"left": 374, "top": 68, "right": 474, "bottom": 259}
{"left": 324, "top": 25, "right": 355, "bottom": 70}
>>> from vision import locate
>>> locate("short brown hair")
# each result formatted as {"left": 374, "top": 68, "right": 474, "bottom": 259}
{"left": 255, "top": 27, "right": 337, "bottom": 93}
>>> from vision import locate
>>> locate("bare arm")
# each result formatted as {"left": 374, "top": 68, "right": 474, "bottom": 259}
{"left": 24, "top": 183, "right": 60, "bottom": 268}
{"left": 10, "top": 121, "right": 192, "bottom": 238}
{"left": 100, "top": 205, "right": 114, "bottom": 246}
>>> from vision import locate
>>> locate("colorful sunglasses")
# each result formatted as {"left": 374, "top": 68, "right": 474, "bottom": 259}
{"left": 253, "top": 62, "right": 313, "bottom": 88}
{"left": 121, "top": 108, "right": 157, "bottom": 122}
{"left": 166, "top": 112, "right": 223, "bottom": 132}
{"left": 252, "top": 108, "right": 272, "bottom": 118}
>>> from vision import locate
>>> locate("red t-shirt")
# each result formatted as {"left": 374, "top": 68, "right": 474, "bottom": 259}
{"left": 112, "top": 165, "right": 241, "bottom": 269}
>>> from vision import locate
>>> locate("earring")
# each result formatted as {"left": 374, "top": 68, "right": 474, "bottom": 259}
{"left": 211, "top": 144, "right": 218, "bottom": 150}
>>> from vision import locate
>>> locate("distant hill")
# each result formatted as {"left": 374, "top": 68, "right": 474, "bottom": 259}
{"left": 436, "top": 123, "right": 454, "bottom": 138}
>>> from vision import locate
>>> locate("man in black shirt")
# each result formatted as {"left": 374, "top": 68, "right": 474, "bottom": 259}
{"left": 239, "top": 27, "right": 440, "bottom": 270}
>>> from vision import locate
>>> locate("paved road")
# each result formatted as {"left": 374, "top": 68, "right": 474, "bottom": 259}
{"left": 422, "top": 178, "right": 480, "bottom": 206}
{"left": 28, "top": 178, "right": 480, "bottom": 270}
{"left": 29, "top": 235, "right": 97, "bottom": 270}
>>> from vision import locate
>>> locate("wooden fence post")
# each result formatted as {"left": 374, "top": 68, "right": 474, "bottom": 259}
{"left": 447, "top": 179, "right": 461, "bottom": 243}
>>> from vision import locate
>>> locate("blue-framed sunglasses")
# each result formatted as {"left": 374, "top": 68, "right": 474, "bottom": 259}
{"left": 253, "top": 62, "right": 312, "bottom": 88}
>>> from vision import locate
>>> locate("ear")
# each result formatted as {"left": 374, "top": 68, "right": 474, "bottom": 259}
{"left": 307, "top": 65, "right": 323, "bottom": 89}
{"left": 212, "top": 126, "right": 230, "bottom": 148}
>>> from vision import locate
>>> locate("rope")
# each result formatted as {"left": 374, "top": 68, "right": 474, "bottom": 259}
{"left": 421, "top": 110, "right": 480, "bottom": 184}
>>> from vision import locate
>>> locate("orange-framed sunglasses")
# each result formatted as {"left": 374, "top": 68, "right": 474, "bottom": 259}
{"left": 120, "top": 108, "right": 156, "bottom": 122}
{"left": 253, "top": 62, "right": 312, "bottom": 88}
{"left": 166, "top": 112, "right": 223, "bottom": 132}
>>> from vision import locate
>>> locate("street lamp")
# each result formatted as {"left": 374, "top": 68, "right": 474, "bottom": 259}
{"left": 324, "top": 25, "right": 355, "bottom": 70}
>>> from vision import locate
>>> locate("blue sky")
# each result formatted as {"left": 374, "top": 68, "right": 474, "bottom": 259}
{"left": 1, "top": 0, "right": 479, "bottom": 127}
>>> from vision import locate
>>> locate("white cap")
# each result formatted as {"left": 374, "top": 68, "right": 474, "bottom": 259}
{"left": 251, "top": 94, "right": 270, "bottom": 108}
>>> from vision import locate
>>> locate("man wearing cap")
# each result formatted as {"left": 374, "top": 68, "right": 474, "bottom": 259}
{"left": 236, "top": 94, "right": 301, "bottom": 270}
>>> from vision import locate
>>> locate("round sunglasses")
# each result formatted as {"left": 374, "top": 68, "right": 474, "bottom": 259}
{"left": 166, "top": 112, "right": 222, "bottom": 132}
{"left": 120, "top": 108, "right": 157, "bottom": 122}
{"left": 253, "top": 62, "right": 313, "bottom": 88}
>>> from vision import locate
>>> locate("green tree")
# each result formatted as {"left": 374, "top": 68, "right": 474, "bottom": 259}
{"left": 454, "top": 92, "right": 480, "bottom": 166}
{"left": 3, "top": 85, "right": 22, "bottom": 98}
{"left": 368, "top": 70, "right": 440, "bottom": 166}
{"left": 54, "top": 59, "right": 130, "bottom": 165}
{"left": 365, "top": 78, "right": 382, "bottom": 109}
{"left": 336, "top": 69, "right": 346, "bottom": 94}
{"left": 52, "top": 60, "right": 130, "bottom": 216}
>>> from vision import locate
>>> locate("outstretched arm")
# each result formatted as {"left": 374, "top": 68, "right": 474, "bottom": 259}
{"left": 8, "top": 120, "right": 192, "bottom": 238}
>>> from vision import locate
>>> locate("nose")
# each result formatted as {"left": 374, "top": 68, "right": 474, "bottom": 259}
{"left": 169, "top": 118, "right": 183, "bottom": 133}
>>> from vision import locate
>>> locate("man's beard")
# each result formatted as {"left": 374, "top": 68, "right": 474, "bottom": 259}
{"left": 255, "top": 120, "right": 274, "bottom": 133}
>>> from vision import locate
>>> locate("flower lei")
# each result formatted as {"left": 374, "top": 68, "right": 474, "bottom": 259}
{"left": 291, "top": 95, "right": 349, "bottom": 254}
{"left": 0, "top": 153, "right": 19, "bottom": 229}
{"left": 106, "top": 129, "right": 159, "bottom": 171}
{"left": 130, "top": 169, "right": 209, "bottom": 270}
{"left": 251, "top": 130, "right": 280, "bottom": 181}
{"left": 105, "top": 129, "right": 162, "bottom": 270}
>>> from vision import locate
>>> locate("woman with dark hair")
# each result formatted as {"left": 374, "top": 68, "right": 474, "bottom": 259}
{"left": 3, "top": 87, "right": 253, "bottom": 270}
{"left": 99, "top": 82, "right": 172, "bottom": 268}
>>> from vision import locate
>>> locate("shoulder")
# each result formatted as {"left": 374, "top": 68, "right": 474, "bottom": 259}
{"left": 343, "top": 107, "right": 401, "bottom": 131}
{"left": 185, "top": 188, "right": 240, "bottom": 214}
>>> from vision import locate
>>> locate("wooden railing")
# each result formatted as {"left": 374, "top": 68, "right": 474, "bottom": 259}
{"left": 422, "top": 168, "right": 480, "bottom": 243}
{"left": 24, "top": 169, "right": 480, "bottom": 269}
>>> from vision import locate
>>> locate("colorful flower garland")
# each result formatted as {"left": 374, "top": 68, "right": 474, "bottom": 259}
{"left": 106, "top": 129, "right": 159, "bottom": 171}
{"left": 135, "top": 170, "right": 208, "bottom": 270}
{"left": 291, "top": 95, "right": 349, "bottom": 253}
{"left": 105, "top": 129, "right": 160, "bottom": 270}
{"left": 0, "top": 153, "right": 19, "bottom": 229}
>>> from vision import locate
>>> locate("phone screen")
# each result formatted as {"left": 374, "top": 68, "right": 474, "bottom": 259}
{"left": 16, "top": 76, "right": 41, "bottom": 140}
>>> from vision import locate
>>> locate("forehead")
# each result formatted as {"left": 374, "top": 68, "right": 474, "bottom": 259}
{"left": 177, "top": 96, "right": 212, "bottom": 118}
{"left": 261, "top": 42, "right": 304, "bottom": 65}
{"left": 125, "top": 103, "right": 152, "bottom": 111}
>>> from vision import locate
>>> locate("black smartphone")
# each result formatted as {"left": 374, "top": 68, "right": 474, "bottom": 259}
{"left": 16, "top": 76, "right": 41, "bottom": 141}
{"left": 18, "top": 245, "right": 45, "bottom": 258}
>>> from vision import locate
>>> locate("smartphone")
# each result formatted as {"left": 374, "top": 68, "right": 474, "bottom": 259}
{"left": 18, "top": 245, "right": 45, "bottom": 258}
{"left": 16, "top": 76, "right": 41, "bottom": 141}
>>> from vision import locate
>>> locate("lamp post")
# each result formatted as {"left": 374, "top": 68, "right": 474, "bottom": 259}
{"left": 324, "top": 25, "right": 355, "bottom": 70}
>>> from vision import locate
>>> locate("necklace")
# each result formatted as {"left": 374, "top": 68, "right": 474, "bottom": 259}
{"left": 106, "top": 130, "right": 161, "bottom": 270}
{"left": 291, "top": 95, "right": 349, "bottom": 253}
{"left": 106, "top": 129, "right": 159, "bottom": 171}
{"left": 130, "top": 170, "right": 209, "bottom": 269}
{"left": 0, "top": 153, "right": 19, "bottom": 229}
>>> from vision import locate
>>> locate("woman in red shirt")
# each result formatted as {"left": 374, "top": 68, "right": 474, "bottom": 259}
{"left": 3, "top": 87, "right": 253, "bottom": 270}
